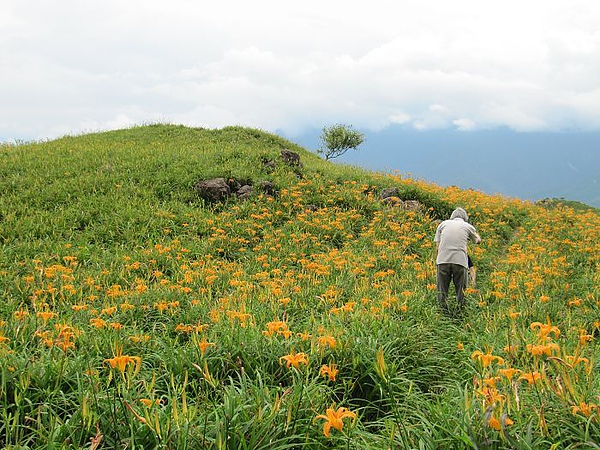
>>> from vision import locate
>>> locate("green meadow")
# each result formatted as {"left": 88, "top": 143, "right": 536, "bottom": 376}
{"left": 0, "top": 124, "right": 598, "bottom": 449}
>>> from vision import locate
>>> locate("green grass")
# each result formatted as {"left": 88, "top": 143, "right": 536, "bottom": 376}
{"left": 0, "top": 124, "right": 598, "bottom": 449}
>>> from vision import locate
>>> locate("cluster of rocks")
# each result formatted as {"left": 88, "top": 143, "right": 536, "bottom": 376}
{"left": 194, "top": 148, "right": 426, "bottom": 212}
{"left": 379, "top": 187, "right": 424, "bottom": 212}
{"left": 194, "top": 149, "right": 302, "bottom": 202}
{"left": 195, "top": 178, "right": 278, "bottom": 202}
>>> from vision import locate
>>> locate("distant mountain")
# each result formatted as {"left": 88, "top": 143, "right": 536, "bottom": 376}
{"left": 282, "top": 126, "right": 600, "bottom": 208}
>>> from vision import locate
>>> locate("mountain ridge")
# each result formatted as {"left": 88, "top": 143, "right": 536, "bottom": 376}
{"left": 283, "top": 126, "right": 600, "bottom": 207}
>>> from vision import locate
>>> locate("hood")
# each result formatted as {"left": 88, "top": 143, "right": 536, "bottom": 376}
{"left": 450, "top": 207, "right": 469, "bottom": 222}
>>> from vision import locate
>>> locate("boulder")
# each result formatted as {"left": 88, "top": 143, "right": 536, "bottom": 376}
{"left": 280, "top": 149, "right": 302, "bottom": 167}
{"left": 401, "top": 200, "right": 424, "bottom": 212}
{"left": 382, "top": 196, "right": 402, "bottom": 206}
{"left": 262, "top": 158, "right": 276, "bottom": 172}
{"left": 257, "top": 181, "right": 278, "bottom": 197}
{"left": 195, "top": 178, "right": 231, "bottom": 202}
{"left": 380, "top": 187, "right": 400, "bottom": 200}
{"left": 236, "top": 184, "right": 254, "bottom": 200}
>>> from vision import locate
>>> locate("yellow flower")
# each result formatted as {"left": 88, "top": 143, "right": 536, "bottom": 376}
{"left": 498, "top": 367, "right": 521, "bottom": 381}
{"left": 105, "top": 354, "right": 141, "bottom": 374}
{"left": 526, "top": 343, "right": 560, "bottom": 357}
{"left": 263, "top": 320, "right": 288, "bottom": 337}
{"left": 314, "top": 404, "right": 357, "bottom": 437}
{"left": 297, "top": 331, "right": 312, "bottom": 341}
{"left": 279, "top": 350, "right": 308, "bottom": 369}
{"left": 176, "top": 324, "right": 193, "bottom": 333}
{"left": 471, "top": 349, "right": 505, "bottom": 368}
{"left": 530, "top": 320, "right": 560, "bottom": 344}
{"left": 507, "top": 309, "right": 521, "bottom": 320}
{"left": 476, "top": 386, "right": 505, "bottom": 408}
{"left": 564, "top": 355, "right": 589, "bottom": 370}
{"left": 578, "top": 330, "right": 594, "bottom": 345}
{"left": 104, "top": 346, "right": 142, "bottom": 376}
{"left": 54, "top": 324, "right": 79, "bottom": 351}
{"left": 14, "top": 309, "right": 29, "bottom": 320}
{"left": 90, "top": 318, "right": 106, "bottom": 329}
{"left": 519, "top": 371, "right": 543, "bottom": 385}
{"left": 197, "top": 338, "right": 216, "bottom": 357}
{"left": 139, "top": 398, "right": 162, "bottom": 408}
{"left": 319, "top": 364, "right": 339, "bottom": 382}
{"left": 36, "top": 311, "right": 58, "bottom": 322}
{"left": 129, "top": 334, "right": 150, "bottom": 343}
{"left": 488, "top": 414, "right": 514, "bottom": 431}
{"left": 571, "top": 402, "right": 598, "bottom": 418}
{"left": 482, "top": 376, "right": 501, "bottom": 388}
{"left": 317, "top": 335, "right": 337, "bottom": 349}
{"left": 279, "top": 329, "right": 293, "bottom": 339}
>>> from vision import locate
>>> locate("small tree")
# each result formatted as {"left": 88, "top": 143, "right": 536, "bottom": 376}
{"left": 318, "top": 124, "right": 364, "bottom": 161}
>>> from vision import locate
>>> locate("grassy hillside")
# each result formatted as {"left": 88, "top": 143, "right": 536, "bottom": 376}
{"left": 0, "top": 124, "right": 598, "bottom": 449}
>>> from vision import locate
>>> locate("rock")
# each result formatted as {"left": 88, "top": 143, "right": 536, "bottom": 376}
{"left": 262, "top": 159, "right": 276, "bottom": 172}
{"left": 194, "top": 178, "right": 231, "bottom": 202}
{"left": 280, "top": 149, "right": 302, "bottom": 167}
{"left": 381, "top": 191, "right": 425, "bottom": 212}
{"left": 236, "top": 184, "right": 254, "bottom": 200}
{"left": 257, "top": 181, "right": 278, "bottom": 197}
{"left": 382, "top": 196, "right": 402, "bottom": 206}
{"left": 380, "top": 187, "right": 400, "bottom": 200}
{"left": 401, "top": 200, "right": 424, "bottom": 212}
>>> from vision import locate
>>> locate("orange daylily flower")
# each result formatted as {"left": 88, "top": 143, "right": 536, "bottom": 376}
{"left": 476, "top": 386, "right": 505, "bottom": 407}
{"left": 578, "top": 330, "right": 594, "bottom": 345}
{"left": 317, "top": 335, "right": 337, "bottom": 349}
{"left": 564, "top": 355, "right": 590, "bottom": 370}
{"left": 471, "top": 349, "right": 505, "bottom": 368}
{"left": 36, "top": 311, "right": 58, "bottom": 322}
{"left": 263, "top": 320, "right": 288, "bottom": 337}
{"left": 105, "top": 354, "right": 142, "bottom": 374}
{"left": 279, "top": 350, "right": 309, "bottom": 369}
{"left": 526, "top": 342, "right": 560, "bottom": 357}
{"left": 519, "top": 371, "right": 543, "bottom": 385}
{"left": 90, "top": 318, "right": 106, "bottom": 329}
{"left": 314, "top": 404, "right": 357, "bottom": 437}
{"left": 197, "top": 338, "right": 216, "bottom": 356}
{"left": 297, "top": 331, "right": 313, "bottom": 341}
{"left": 488, "top": 414, "right": 514, "bottom": 431}
{"left": 530, "top": 320, "right": 560, "bottom": 344}
{"left": 498, "top": 367, "right": 521, "bottom": 381}
{"left": 139, "top": 398, "right": 162, "bottom": 408}
{"left": 571, "top": 402, "right": 598, "bottom": 418}
{"left": 319, "top": 363, "right": 339, "bottom": 382}
{"left": 104, "top": 346, "right": 142, "bottom": 376}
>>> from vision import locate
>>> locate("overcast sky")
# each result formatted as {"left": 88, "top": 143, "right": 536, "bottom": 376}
{"left": 2, "top": 0, "right": 600, "bottom": 142}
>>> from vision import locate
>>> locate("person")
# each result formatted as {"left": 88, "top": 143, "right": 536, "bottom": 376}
{"left": 434, "top": 207, "right": 481, "bottom": 317}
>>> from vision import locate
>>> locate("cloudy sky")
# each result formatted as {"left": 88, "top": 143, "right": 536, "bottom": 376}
{"left": 2, "top": 0, "right": 600, "bottom": 141}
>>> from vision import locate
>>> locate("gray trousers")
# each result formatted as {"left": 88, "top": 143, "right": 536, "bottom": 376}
{"left": 436, "top": 263, "right": 468, "bottom": 316}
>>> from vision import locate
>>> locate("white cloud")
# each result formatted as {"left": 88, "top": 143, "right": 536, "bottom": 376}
{"left": 2, "top": 0, "right": 600, "bottom": 141}
{"left": 453, "top": 119, "right": 476, "bottom": 131}
{"left": 389, "top": 113, "right": 411, "bottom": 125}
